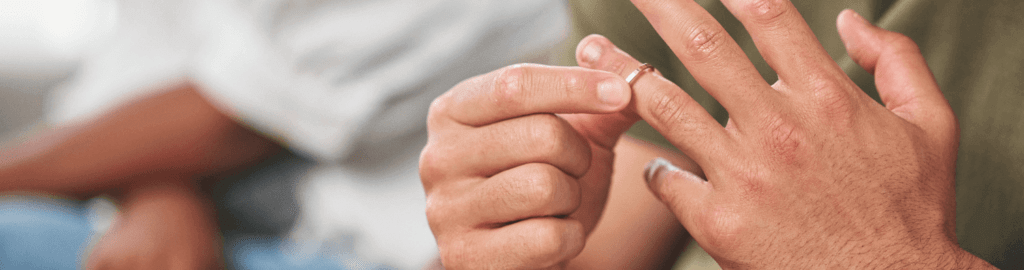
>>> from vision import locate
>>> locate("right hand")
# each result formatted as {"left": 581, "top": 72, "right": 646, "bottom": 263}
{"left": 419, "top": 63, "right": 635, "bottom": 269}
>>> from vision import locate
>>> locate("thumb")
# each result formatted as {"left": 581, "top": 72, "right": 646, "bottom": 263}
{"left": 643, "top": 157, "right": 711, "bottom": 232}
{"left": 837, "top": 9, "right": 954, "bottom": 130}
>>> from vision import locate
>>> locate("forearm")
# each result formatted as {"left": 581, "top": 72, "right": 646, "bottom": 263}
{"left": 568, "top": 136, "right": 696, "bottom": 269}
{"left": 0, "top": 84, "right": 279, "bottom": 198}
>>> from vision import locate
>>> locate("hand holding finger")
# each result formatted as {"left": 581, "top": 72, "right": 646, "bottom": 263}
{"left": 422, "top": 63, "right": 640, "bottom": 269}
{"left": 575, "top": 34, "right": 728, "bottom": 167}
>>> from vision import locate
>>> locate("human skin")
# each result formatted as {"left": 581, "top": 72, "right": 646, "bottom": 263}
{"left": 0, "top": 85, "right": 279, "bottom": 269}
{"left": 419, "top": 63, "right": 637, "bottom": 269}
{"left": 421, "top": 0, "right": 999, "bottom": 268}
{"left": 621, "top": 0, "right": 995, "bottom": 267}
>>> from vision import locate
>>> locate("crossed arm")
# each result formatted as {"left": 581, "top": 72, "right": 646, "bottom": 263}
{"left": 0, "top": 84, "right": 279, "bottom": 269}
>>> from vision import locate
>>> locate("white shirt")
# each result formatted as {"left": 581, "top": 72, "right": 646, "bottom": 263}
{"left": 47, "top": 0, "right": 569, "bottom": 268}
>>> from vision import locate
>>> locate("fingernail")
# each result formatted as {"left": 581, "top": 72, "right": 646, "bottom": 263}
{"left": 645, "top": 158, "right": 707, "bottom": 185}
{"left": 582, "top": 41, "right": 603, "bottom": 65}
{"left": 597, "top": 79, "right": 628, "bottom": 107}
{"left": 644, "top": 157, "right": 680, "bottom": 184}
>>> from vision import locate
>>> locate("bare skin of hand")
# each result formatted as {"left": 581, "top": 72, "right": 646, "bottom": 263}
{"left": 611, "top": 0, "right": 997, "bottom": 268}
{"left": 419, "top": 63, "right": 642, "bottom": 269}
{"left": 86, "top": 177, "right": 222, "bottom": 270}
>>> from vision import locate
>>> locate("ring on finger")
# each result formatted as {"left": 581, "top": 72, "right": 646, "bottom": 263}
{"left": 625, "top": 63, "right": 655, "bottom": 86}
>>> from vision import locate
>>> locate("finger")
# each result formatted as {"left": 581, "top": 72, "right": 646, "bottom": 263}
{"left": 441, "top": 217, "right": 586, "bottom": 269}
{"left": 644, "top": 157, "right": 712, "bottom": 239}
{"left": 720, "top": 0, "right": 848, "bottom": 90}
{"left": 437, "top": 64, "right": 631, "bottom": 127}
{"left": 629, "top": 0, "right": 777, "bottom": 122}
{"left": 462, "top": 163, "right": 580, "bottom": 225}
{"left": 423, "top": 114, "right": 593, "bottom": 180}
{"left": 576, "top": 34, "right": 730, "bottom": 166}
{"left": 837, "top": 10, "right": 955, "bottom": 131}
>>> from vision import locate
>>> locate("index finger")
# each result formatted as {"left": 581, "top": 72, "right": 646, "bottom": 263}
{"left": 436, "top": 64, "right": 632, "bottom": 127}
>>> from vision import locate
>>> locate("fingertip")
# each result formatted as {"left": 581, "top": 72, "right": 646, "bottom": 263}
{"left": 836, "top": 9, "right": 866, "bottom": 29}
{"left": 837, "top": 9, "right": 881, "bottom": 74}
{"left": 576, "top": 34, "right": 610, "bottom": 68}
{"left": 597, "top": 76, "right": 631, "bottom": 110}
{"left": 644, "top": 157, "right": 683, "bottom": 198}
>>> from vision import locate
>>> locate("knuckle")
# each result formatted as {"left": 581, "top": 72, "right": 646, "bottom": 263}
{"left": 562, "top": 72, "right": 584, "bottom": 93}
{"left": 437, "top": 237, "right": 470, "bottom": 269}
{"left": 885, "top": 33, "right": 924, "bottom": 60}
{"left": 418, "top": 143, "right": 450, "bottom": 188}
{"left": 697, "top": 206, "right": 746, "bottom": 253}
{"left": 886, "top": 32, "right": 920, "bottom": 52}
{"left": 498, "top": 166, "right": 559, "bottom": 213}
{"left": 807, "top": 76, "right": 857, "bottom": 124}
{"left": 742, "top": 0, "right": 787, "bottom": 24}
{"left": 647, "top": 92, "right": 700, "bottom": 133}
{"left": 684, "top": 23, "right": 727, "bottom": 62}
{"left": 424, "top": 195, "right": 448, "bottom": 229}
{"left": 427, "top": 91, "right": 453, "bottom": 129}
{"left": 529, "top": 221, "right": 583, "bottom": 266}
{"left": 733, "top": 167, "right": 773, "bottom": 198}
{"left": 520, "top": 114, "right": 591, "bottom": 177}
{"left": 760, "top": 114, "right": 805, "bottom": 164}
{"left": 528, "top": 115, "right": 571, "bottom": 158}
{"left": 493, "top": 64, "right": 531, "bottom": 108}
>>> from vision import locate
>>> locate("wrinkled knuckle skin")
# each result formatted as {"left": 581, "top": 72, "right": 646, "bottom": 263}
{"left": 743, "top": 0, "right": 787, "bottom": 25}
{"left": 684, "top": 23, "right": 727, "bottom": 62}
{"left": 648, "top": 93, "right": 699, "bottom": 135}
{"left": 438, "top": 239, "right": 472, "bottom": 270}
{"left": 497, "top": 167, "right": 559, "bottom": 214}
{"left": 761, "top": 114, "right": 806, "bottom": 165}
{"left": 562, "top": 72, "right": 584, "bottom": 96}
{"left": 733, "top": 167, "right": 775, "bottom": 200}
{"left": 808, "top": 77, "right": 857, "bottom": 126}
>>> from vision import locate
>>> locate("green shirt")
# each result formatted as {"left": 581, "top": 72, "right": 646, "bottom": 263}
{"left": 558, "top": 0, "right": 1024, "bottom": 268}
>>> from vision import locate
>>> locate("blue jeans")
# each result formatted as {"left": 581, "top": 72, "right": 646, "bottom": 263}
{"left": 0, "top": 196, "right": 391, "bottom": 270}
{"left": 0, "top": 197, "right": 92, "bottom": 270}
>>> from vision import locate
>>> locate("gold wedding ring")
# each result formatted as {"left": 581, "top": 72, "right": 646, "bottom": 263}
{"left": 625, "top": 63, "right": 654, "bottom": 86}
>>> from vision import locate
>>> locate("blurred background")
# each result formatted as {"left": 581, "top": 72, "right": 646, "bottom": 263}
{"left": 0, "top": 1, "right": 588, "bottom": 269}
{"left": 0, "top": 0, "right": 117, "bottom": 140}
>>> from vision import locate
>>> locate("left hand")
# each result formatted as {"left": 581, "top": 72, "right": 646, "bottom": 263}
{"left": 619, "top": 0, "right": 993, "bottom": 268}
{"left": 86, "top": 178, "right": 222, "bottom": 270}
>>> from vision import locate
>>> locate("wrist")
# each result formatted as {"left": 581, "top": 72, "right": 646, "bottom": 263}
{"left": 953, "top": 248, "right": 996, "bottom": 270}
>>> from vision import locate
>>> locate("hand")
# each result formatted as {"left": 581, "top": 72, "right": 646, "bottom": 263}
{"left": 617, "top": 0, "right": 994, "bottom": 268}
{"left": 86, "top": 178, "right": 222, "bottom": 270}
{"left": 419, "top": 64, "right": 636, "bottom": 269}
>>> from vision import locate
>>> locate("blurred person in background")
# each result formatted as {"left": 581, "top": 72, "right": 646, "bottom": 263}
{"left": 0, "top": 0, "right": 570, "bottom": 269}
